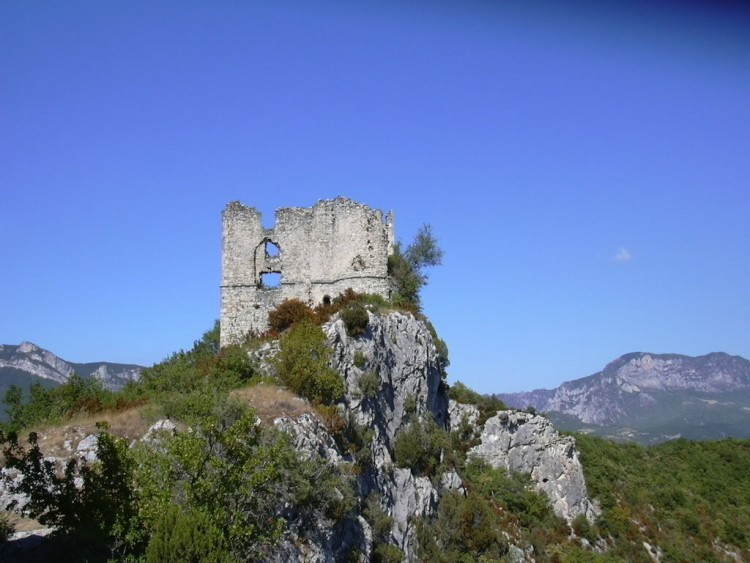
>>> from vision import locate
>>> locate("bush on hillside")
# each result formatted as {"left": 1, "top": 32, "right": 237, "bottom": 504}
{"left": 341, "top": 303, "right": 370, "bottom": 337}
{"left": 394, "top": 415, "right": 450, "bottom": 477}
{"left": 145, "top": 506, "right": 231, "bottom": 563}
{"left": 274, "top": 320, "right": 344, "bottom": 405}
{"left": 267, "top": 298, "right": 316, "bottom": 333}
{"left": 358, "top": 371, "right": 380, "bottom": 399}
{"left": 416, "top": 490, "right": 509, "bottom": 562}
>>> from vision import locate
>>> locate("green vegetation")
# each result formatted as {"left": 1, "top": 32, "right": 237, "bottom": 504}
{"left": 576, "top": 434, "right": 750, "bottom": 561}
{"left": 340, "top": 303, "right": 370, "bottom": 337}
{"left": 3, "top": 427, "right": 141, "bottom": 559}
{"left": 3, "top": 374, "right": 141, "bottom": 434}
{"left": 274, "top": 320, "right": 344, "bottom": 405}
{"left": 0, "top": 322, "right": 355, "bottom": 560}
{"left": 5, "top": 300, "right": 748, "bottom": 561}
{"left": 388, "top": 224, "right": 443, "bottom": 310}
{"left": 416, "top": 460, "right": 571, "bottom": 562}
{"left": 357, "top": 371, "right": 380, "bottom": 399}
{"left": 145, "top": 505, "right": 231, "bottom": 563}
{"left": 394, "top": 415, "right": 451, "bottom": 477}
{"left": 363, "top": 494, "right": 405, "bottom": 563}
{"left": 449, "top": 380, "right": 507, "bottom": 425}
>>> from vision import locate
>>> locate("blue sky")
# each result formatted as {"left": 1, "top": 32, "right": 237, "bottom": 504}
{"left": 2, "top": 1, "right": 749, "bottom": 393}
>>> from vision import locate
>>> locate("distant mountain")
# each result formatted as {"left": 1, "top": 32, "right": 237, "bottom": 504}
{"left": 0, "top": 341, "right": 143, "bottom": 396}
{"left": 500, "top": 352, "right": 750, "bottom": 444}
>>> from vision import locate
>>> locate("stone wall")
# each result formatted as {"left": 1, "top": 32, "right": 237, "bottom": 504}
{"left": 220, "top": 197, "right": 395, "bottom": 345}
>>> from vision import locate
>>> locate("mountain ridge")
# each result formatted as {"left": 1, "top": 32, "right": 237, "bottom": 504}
{"left": 0, "top": 342, "right": 143, "bottom": 392}
{"left": 500, "top": 351, "right": 750, "bottom": 444}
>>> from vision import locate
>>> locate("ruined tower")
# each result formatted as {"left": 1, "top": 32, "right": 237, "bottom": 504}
{"left": 220, "top": 197, "right": 395, "bottom": 346}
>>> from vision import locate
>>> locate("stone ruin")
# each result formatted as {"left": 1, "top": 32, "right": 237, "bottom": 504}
{"left": 220, "top": 197, "right": 395, "bottom": 346}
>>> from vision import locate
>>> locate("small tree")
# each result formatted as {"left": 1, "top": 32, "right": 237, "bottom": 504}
{"left": 388, "top": 224, "right": 443, "bottom": 309}
{"left": 274, "top": 321, "right": 344, "bottom": 405}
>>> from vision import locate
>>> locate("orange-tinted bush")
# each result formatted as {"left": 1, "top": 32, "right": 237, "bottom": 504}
{"left": 267, "top": 298, "right": 316, "bottom": 333}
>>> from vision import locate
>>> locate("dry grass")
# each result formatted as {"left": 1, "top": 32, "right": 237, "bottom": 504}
{"left": 12, "top": 405, "right": 156, "bottom": 461}
{"left": 229, "top": 384, "right": 316, "bottom": 425}
{"left": 1, "top": 406, "right": 158, "bottom": 537}
{"left": 3, "top": 511, "right": 42, "bottom": 534}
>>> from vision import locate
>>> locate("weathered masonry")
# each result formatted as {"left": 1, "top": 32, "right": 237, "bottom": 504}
{"left": 220, "top": 197, "right": 395, "bottom": 346}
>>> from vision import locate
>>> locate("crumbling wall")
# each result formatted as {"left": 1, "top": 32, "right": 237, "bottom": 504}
{"left": 220, "top": 197, "right": 394, "bottom": 346}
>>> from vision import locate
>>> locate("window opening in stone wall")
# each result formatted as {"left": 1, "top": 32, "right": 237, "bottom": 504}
{"left": 265, "top": 241, "right": 280, "bottom": 257}
{"left": 260, "top": 272, "right": 282, "bottom": 288}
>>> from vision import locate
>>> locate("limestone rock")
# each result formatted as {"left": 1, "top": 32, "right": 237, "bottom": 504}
{"left": 274, "top": 413, "right": 346, "bottom": 464}
{"left": 76, "top": 434, "right": 99, "bottom": 463}
{"left": 0, "top": 467, "right": 27, "bottom": 511}
{"left": 386, "top": 468, "right": 439, "bottom": 548}
{"left": 448, "top": 399, "right": 480, "bottom": 432}
{"left": 439, "top": 468, "right": 465, "bottom": 495}
{"left": 327, "top": 311, "right": 449, "bottom": 452}
{"left": 470, "top": 410, "right": 599, "bottom": 523}
{"left": 141, "top": 419, "right": 177, "bottom": 447}
{"left": 325, "top": 311, "right": 450, "bottom": 558}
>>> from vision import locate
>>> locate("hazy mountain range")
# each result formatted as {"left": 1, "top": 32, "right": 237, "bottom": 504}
{"left": 501, "top": 352, "right": 750, "bottom": 444}
{"left": 0, "top": 342, "right": 143, "bottom": 407}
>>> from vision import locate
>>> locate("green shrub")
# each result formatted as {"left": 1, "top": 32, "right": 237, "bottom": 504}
{"left": 340, "top": 304, "right": 369, "bottom": 338}
{"left": 388, "top": 224, "right": 443, "bottom": 310}
{"left": 358, "top": 371, "right": 380, "bottom": 399}
{"left": 353, "top": 350, "right": 367, "bottom": 368}
{"left": 417, "top": 490, "right": 509, "bottom": 562}
{"left": 275, "top": 320, "right": 344, "bottom": 405}
{"left": 267, "top": 298, "right": 316, "bottom": 333}
{"left": 2, "top": 430, "right": 143, "bottom": 559}
{"left": 313, "top": 289, "right": 390, "bottom": 324}
{"left": 146, "top": 506, "right": 231, "bottom": 563}
{"left": 134, "top": 403, "right": 356, "bottom": 561}
{"left": 404, "top": 394, "right": 417, "bottom": 416}
{"left": 394, "top": 416, "right": 449, "bottom": 477}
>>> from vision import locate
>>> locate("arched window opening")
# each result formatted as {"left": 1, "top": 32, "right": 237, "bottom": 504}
{"left": 265, "top": 241, "right": 280, "bottom": 257}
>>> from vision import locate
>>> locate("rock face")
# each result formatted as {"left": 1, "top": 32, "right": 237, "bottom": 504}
{"left": 267, "top": 312, "right": 608, "bottom": 559}
{"left": 0, "top": 342, "right": 143, "bottom": 391}
{"left": 327, "top": 311, "right": 449, "bottom": 451}
{"left": 326, "top": 311, "right": 449, "bottom": 555}
{"left": 448, "top": 399, "right": 479, "bottom": 432}
{"left": 470, "top": 410, "right": 599, "bottom": 523}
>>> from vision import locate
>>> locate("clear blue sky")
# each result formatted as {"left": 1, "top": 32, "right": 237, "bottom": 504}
{"left": 2, "top": 1, "right": 749, "bottom": 393}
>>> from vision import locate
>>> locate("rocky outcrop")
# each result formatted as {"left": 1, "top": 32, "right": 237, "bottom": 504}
{"left": 470, "top": 410, "right": 599, "bottom": 523}
{"left": 274, "top": 413, "right": 346, "bottom": 464}
{"left": 448, "top": 399, "right": 479, "bottom": 432}
{"left": 327, "top": 311, "right": 449, "bottom": 451}
{"left": 325, "top": 311, "right": 450, "bottom": 557}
